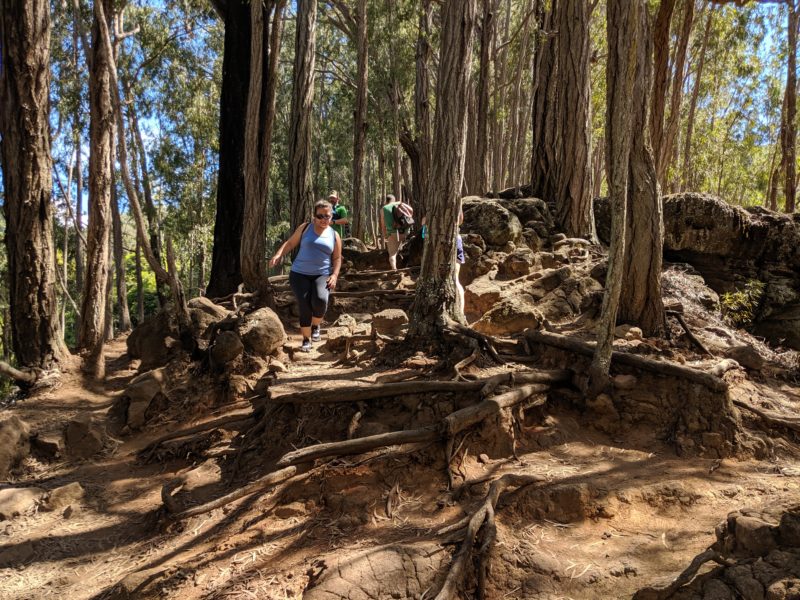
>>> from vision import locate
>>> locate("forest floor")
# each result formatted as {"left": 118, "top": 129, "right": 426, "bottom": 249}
{"left": 1, "top": 326, "right": 800, "bottom": 600}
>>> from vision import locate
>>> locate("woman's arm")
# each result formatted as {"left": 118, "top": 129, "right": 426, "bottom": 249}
{"left": 327, "top": 232, "right": 343, "bottom": 289}
{"left": 269, "top": 224, "right": 306, "bottom": 268}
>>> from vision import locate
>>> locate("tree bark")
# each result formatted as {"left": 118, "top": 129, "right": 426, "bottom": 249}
{"left": 530, "top": 1, "right": 558, "bottom": 205}
{"left": 111, "top": 173, "right": 131, "bottom": 332}
{"left": 649, "top": 0, "right": 677, "bottom": 187}
{"left": 408, "top": 0, "right": 478, "bottom": 338}
{"left": 781, "top": 1, "right": 798, "bottom": 214}
{"left": 242, "top": 0, "right": 284, "bottom": 294}
{"left": 288, "top": 0, "right": 317, "bottom": 231}
{"left": 351, "top": 0, "right": 368, "bottom": 238}
{"left": 554, "top": 0, "right": 595, "bottom": 239}
{"left": 475, "top": 0, "right": 495, "bottom": 194}
{"left": 207, "top": 1, "right": 250, "bottom": 297}
{"left": 588, "top": 0, "right": 642, "bottom": 396}
{"left": 79, "top": 0, "right": 115, "bottom": 377}
{"left": 135, "top": 237, "right": 144, "bottom": 324}
{"left": 72, "top": 6, "right": 85, "bottom": 339}
{"left": 0, "top": 0, "right": 66, "bottom": 369}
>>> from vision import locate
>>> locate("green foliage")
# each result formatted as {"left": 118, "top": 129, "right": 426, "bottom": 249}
{"left": 720, "top": 280, "right": 765, "bottom": 327}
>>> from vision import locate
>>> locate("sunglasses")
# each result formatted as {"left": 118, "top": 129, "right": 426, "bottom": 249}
{"left": 315, "top": 214, "right": 332, "bottom": 220}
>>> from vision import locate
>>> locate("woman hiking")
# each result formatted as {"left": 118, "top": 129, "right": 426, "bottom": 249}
{"left": 269, "top": 200, "right": 343, "bottom": 352}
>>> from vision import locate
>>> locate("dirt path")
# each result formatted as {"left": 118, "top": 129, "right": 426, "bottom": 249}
{"left": 1, "top": 335, "right": 799, "bottom": 600}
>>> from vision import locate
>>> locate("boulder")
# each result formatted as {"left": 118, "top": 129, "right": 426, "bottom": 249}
{"left": 462, "top": 199, "right": 522, "bottom": 247}
{"left": 0, "top": 486, "right": 44, "bottom": 520}
{"left": 342, "top": 237, "right": 368, "bottom": 252}
{"left": 472, "top": 293, "right": 545, "bottom": 336}
{"left": 372, "top": 309, "right": 408, "bottom": 336}
{"left": 64, "top": 414, "right": 105, "bottom": 459}
{"left": 724, "top": 344, "right": 765, "bottom": 371}
{"left": 237, "top": 307, "right": 286, "bottom": 356}
{"left": 464, "top": 278, "right": 505, "bottom": 317}
{"left": 210, "top": 331, "right": 244, "bottom": 369}
{"left": 114, "top": 368, "right": 169, "bottom": 430}
{"left": 30, "top": 433, "right": 62, "bottom": 460}
{"left": 187, "top": 297, "right": 228, "bottom": 337}
{"left": 498, "top": 247, "right": 536, "bottom": 279}
{"left": 0, "top": 416, "right": 30, "bottom": 478}
{"left": 497, "top": 197, "right": 554, "bottom": 229}
{"left": 126, "top": 311, "right": 177, "bottom": 370}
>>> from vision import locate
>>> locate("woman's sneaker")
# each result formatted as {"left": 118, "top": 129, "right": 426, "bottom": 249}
{"left": 300, "top": 338, "right": 312, "bottom": 353}
{"left": 311, "top": 325, "right": 321, "bottom": 342}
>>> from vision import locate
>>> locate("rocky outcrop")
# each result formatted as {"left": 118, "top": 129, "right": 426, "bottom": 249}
{"left": 126, "top": 311, "right": 178, "bottom": 370}
{"left": 237, "top": 307, "right": 286, "bottom": 356}
{"left": 0, "top": 416, "right": 30, "bottom": 478}
{"left": 595, "top": 193, "right": 800, "bottom": 349}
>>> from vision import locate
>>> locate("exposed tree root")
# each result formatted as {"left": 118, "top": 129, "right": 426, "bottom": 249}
{"left": 267, "top": 369, "right": 570, "bottom": 404}
{"left": 434, "top": 474, "right": 544, "bottom": 600}
{"left": 332, "top": 289, "right": 414, "bottom": 298}
{"left": 444, "top": 318, "right": 505, "bottom": 364}
{"left": 667, "top": 310, "right": 714, "bottom": 357}
{"left": 163, "top": 381, "right": 554, "bottom": 519}
{"left": 139, "top": 413, "right": 254, "bottom": 462}
{"left": 709, "top": 358, "right": 739, "bottom": 378}
{"left": 732, "top": 399, "right": 800, "bottom": 434}
{"left": 525, "top": 330, "right": 728, "bottom": 392}
{"left": 632, "top": 548, "right": 732, "bottom": 600}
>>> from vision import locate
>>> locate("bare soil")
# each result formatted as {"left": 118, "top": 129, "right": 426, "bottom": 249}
{"left": 0, "top": 326, "right": 799, "bottom": 600}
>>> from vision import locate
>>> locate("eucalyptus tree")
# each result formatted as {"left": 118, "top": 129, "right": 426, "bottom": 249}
{"left": 409, "top": 0, "right": 478, "bottom": 338}
{"left": 0, "top": 0, "right": 66, "bottom": 373}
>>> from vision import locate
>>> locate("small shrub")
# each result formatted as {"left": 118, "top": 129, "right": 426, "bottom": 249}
{"left": 719, "top": 279, "right": 765, "bottom": 327}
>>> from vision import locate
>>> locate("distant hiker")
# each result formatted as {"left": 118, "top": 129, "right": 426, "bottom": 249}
{"left": 420, "top": 208, "right": 466, "bottom": 318}
{"left": 328, "top": 190, "right": 349, "bottom": 238}
{"left": 269, "top": 199, "right": 342, "bottom": 353}
{"left": 380, "top": 194, "right": 414, "bottom": 270}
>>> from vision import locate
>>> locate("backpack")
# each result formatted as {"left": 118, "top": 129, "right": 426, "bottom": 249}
{"left": 392, "top": 202, "right": 414, "bottom": 233}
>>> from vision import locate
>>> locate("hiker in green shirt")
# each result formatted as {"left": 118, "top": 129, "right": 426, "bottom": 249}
{"left": 328, "top": 190, "right": 349, "bottom": 237}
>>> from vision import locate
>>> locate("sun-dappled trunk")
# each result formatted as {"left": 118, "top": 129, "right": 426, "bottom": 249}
{"left": 0, "top": 0, "right": 66, "bottom": 369}
{"left": 351, "top": 0, "right": 368, "bottom": 239}
{"left": 649, "top": 0, "right": 677, "bottom": 187}
{"left": 80, "top": 0, "right": 115, "bottom": 378}
{"left": 208, "top": 0, "right": 250, "bottom": 297}
{"left": 781, "top": 1, "right": 798, "bottom": 214}
{"left": 288, "top": 0, "right": 317, "bottom": 231}
{"left": 682, "top": 6, "right": 713, "bottom": 191}
{"left": 409, "top": 0, "right": 478, "bottom": 339}
{"left": 530, "top": 1, "right": 558, "bottom": 205}
{"left": 475, "top": 0, "right": 495, "bottom": 194}
{"left": 111, "top": 174, "right": 131, "bottom": 332}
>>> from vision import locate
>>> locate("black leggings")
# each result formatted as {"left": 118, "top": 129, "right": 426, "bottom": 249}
{"left": 289, "top": 271, "right": 330, "bottom": 327}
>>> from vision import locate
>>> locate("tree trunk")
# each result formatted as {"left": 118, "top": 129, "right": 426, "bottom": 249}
{"left": 105, "top": 226, "right": 115, "bottom": 342}
{"left": 73, "top": 8, "right": 85, "bottom": 339}
{"left": 415, "top": 0, "right": 433, "bottom": 216}
{"left": 208, "top": 1, "right": 250, "bottom": 297}
{"left": 288, "top": 0, "right": 317, "bottom": 231}
{"left": 135, "top": 237, "right": 144, "bottom": 324}
{"left": 80, "top": 0, "right": 115, "bottom": 377}
{"left": 492, "top": 0, "right": 512, "bottom": 190}
{"left": 0, "top": 0, "right": 65, "bottom": 370}
{"left": 530, "top": 1, "right": 558, "bottom": 206}
{"left": 111, "top": 173, "right": 131, "bottom": 332}
{"left": 588, "top": 0, "right": 642, "bottom": 396}
{"left": 409, "top": 0, "right": 478, "bottom": 339}
{"left": 660, "top": 0, "right": 693, "bottom": 186}
{"left": 475, "top": 0, "right": 495, "bottom": 194}
{"left": 554, "top": 0, "right": 595, "bottom": 239}
{"left": 681, "top": 6, "right": 713, "bottom": 191}
{"left": 351, "top": 0, "right": 368, "bottom": 239}
{"left": 619, "top": 10, "right": 665, "bottom": 338}
{"left": 781, "top": 1, "right": 798, "bottom": 214}
{"left": 649, "top": 0, "right": 677, "bottom": 187}
{"left": 242, "top": 0, "right": 284, "bottom": 294}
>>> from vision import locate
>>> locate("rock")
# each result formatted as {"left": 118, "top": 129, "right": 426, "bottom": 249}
{"left": 332, "top": 313, "right": 358, "bottom": 330}
{"left": 372, "top": 309, "right": 408, "bottom": 336}
{"left": 126, "top": 311, "right": 177, "bottom": 370}
{"left": 64, "top": 414, "right": 105, "bottom": 459}
{"left": 497, "top": 197, "right": 553, "bottom": 229}
{"left": 238, "top": 307, "right": 286, "bottom": 356}
{"left": 724, "top": 564, "right": 764, "bottom": 600}
{"left": 478, "top": 453, "right": 490, "bottom": 464}
{"left": 766, "top": 578, "right": 800, "bottom": 600}
{"left": 210, "top": 331, "right": 244, "bottom": 368}
{"left": 187, "top": 297, "right": 228, "bottom": 337}
{"left": 724, "top": 344, "right": 765, "bottom": 371}
{"left": 614, "top": 324, "right": 643, "bottom": 340}
{"left": 323, "top": 326, "right": 354, "bottom": 351}
{"left": 472, "top": 293, "right": 545, "bottom": 336}
{"left": 462, "top": 199, "right": 523, "bottom": 246}
{"left": 464, "top": 278, "right": 504, "bottom": 317}
{"left": 267, "top": 359, "right": 288, "bottom": 374}
{"left": 0, "top": 540, "right": 34, "bottom": 568}
{"left": 116, "top": 368, "right": 168, "bottom": 430}
{"left": 514, "top": 483, "right": 595, "bottom": 523}
{"left": 0, "top": 416, "right": 30, "bottom": 478}
{"left": 29, "top": 433, "right": 62, "bottom": 460}
{"left": 342, "top": 237, "right": 368, "bottom": 252}
{"left": 612, "top": 374, "right": 638, "bottom": 390}
{"left": 779, "top": 511, "right": 800, "bottom": 546}
{"left": 532, "top": 266, "right": 572, "bottom": 294}
{"left": 0, "top": 486, "right": 44, "bottom": 520}
{"left": 44, "top": 482, "right": 84, "bottom": 511}
{"left": 703, "top": 578, "right": 735, "bottom": 599}
{"left": 498, "top": 247, "right": 536, "bottom": 279}
{"left": 734, "top": 516, "right": 779, "bottom": 556}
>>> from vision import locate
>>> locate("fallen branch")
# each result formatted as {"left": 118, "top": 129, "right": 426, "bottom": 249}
{"left": 267, "top": 369, "right": 570, "bottom": 404}
{"left": 0, "top": 361, "right": 36, "bottom": 385}
{"left": 667, "top": 310, "right": 713, "bottom": 357}
{"left": 434, "top": 474, "right": 544, "bottom": 600}
{"left": 525, "top": 330, "right": 727, "bottom": 392}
